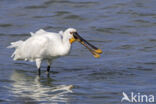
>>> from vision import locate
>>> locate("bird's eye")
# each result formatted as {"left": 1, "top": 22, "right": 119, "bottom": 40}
{"left": 70, "top": 32, "right": 74, "bottom": 34}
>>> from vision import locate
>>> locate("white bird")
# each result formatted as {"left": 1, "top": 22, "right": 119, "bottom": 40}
{"left": 8, "top": 28, "right": 102, "bottom": 75}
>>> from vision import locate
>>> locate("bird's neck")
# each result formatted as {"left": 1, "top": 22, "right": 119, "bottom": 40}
{"left": 62, "top": 35, "right": 71, "bottom": 48}
{"left": 60, "top": 35, "right": 71, "bottom": 56}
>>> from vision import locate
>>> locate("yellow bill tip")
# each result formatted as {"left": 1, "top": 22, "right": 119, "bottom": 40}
{"left": 95, "top": 49, "right": 102, "bottom": 54}
{"left": 93, "top": 53, "right": 100, "bottom": 58}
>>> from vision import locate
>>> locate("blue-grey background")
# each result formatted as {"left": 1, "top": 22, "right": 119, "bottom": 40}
{"left": 0, "top": 0, "right": 156, "bottom": 104}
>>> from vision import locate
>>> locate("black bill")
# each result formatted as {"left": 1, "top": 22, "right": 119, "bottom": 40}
{"left": 73, "top": 32, "right": 102, "bottom": 58}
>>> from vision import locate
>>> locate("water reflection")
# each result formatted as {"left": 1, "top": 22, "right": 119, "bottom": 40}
{"left": 10, "top": 70, "right": 73, "bottom": 103}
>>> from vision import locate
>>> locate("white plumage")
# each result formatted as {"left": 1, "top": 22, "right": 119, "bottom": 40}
{"left": 8, "top": 28, "right": 102, "bottom": 75}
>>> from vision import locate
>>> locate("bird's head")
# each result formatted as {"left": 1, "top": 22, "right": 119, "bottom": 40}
{"left": 64, "top": 28, "right": 102, "bottom": 58}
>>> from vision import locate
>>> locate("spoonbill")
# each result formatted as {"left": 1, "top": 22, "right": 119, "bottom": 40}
{"left": 8, "top": 28, "right": 102, "bottom": 75}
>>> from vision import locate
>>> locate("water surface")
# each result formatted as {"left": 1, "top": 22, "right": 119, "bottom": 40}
{"left": 0, "top": 0, "right": 156, "bottom": 104}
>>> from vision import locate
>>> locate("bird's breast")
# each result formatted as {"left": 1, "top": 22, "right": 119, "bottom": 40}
{"left": 46, "top": 40, "right": 71, "bottom": 57}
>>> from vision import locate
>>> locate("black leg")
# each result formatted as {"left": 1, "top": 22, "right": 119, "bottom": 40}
{"left": 38, "top": 68, "right": 41, "bottom": 76}
{"left": 47, "top": 66, "right": 50, "bottom": 73}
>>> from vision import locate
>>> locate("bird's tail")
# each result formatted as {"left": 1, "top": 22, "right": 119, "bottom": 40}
{"left": 7, "top": 40, "right": 24, "bottom": 49}
{"left": 7, "top": 40, "right": 24, "bottom": 59}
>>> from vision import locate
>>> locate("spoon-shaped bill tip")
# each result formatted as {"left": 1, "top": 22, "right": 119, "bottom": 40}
{"left": 94, "top": 49, "right": 102, "bottom": 54}
{"left": 93, "top": 53, "right": 101, "bottom": 58}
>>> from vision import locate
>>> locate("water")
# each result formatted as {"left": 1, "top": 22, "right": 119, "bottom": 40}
{"left": 0, "top": 0, "right": 156, "bottom": 104}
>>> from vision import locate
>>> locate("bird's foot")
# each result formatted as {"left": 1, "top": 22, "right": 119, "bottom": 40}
{"left": 38, "top": 68, "right": 41, "bottom": 76}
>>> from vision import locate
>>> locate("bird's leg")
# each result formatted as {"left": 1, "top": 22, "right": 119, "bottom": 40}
{"left": 47, "top": 66, "right": 50, "bottom": 73}
{"left": 46, "top": 66, "right": 50, "bottom": 77}
{"left": 46, "top": 60, "right": 52, "bottom": 75}
{"left": 37, "top": 67, "right": 41, "bottom": 76}
{"left": 36, "top": 59, "right": 42, "bottom": 76}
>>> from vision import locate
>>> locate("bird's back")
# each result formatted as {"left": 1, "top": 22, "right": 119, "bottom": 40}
{"left": 9, "top": 29, "right": 63, "bottom": 61}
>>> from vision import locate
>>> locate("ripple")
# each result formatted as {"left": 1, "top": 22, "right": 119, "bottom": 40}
{"left": 53, "top": 11, "right": 70, "bottom": 17}
{"left": 134, "top": 19, "right": 150, "bottom": 23}
{"left": 0, "top": 79, "right": 15, "bottom": 83}
{"left": 32, "top": 15, "right": 52, "bottom": 18}
{"left": 64, "top": 14, "right": 84, "bottom": 20}
{"left": 140, "top": 46, "right": 155, "bottom": 52}
{"left": 24, "top": 5, "right": 46, "bottom": 9}
{"left": 0, "top": 24, "right": 12, "bottom": 27}
{"left": 136, "top": 67, "right": 154, "bottom": 71}
{"left": 103, "top": 2, "right": 127, "bottom": 9}
{"left": 0, "top": 33, "right": 29, "bottom": 37}
{"left": 149, "top": 39, "right": 156, "bottom": 42}
{"left": 117, "top": 44, "right": 134, "bottom": 49}
{"left": 43, "top": 0, "right": 98, "bottom": 6}
{"left": 0, "top": 99, "right": 5, "bottom": 103}
{"left": 96, "top": 28, "right": 119, "bottom": 33}
{"left": 87, "top": 68, "right": 135, "bottom": 81}
{"left": 144, "top": 62, "right": 156, "bottom": 65}
{"left": 87, "top": 39, "right": 112, "bottom": 43}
